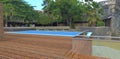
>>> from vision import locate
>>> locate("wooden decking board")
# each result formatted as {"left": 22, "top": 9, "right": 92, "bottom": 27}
{"left": 0, "top": 34, "right": 109, "bottom": 59}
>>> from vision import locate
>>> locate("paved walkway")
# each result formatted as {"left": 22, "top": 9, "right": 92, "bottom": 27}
{"left": 93, "top": 46, "right": 120, "bottom": 59}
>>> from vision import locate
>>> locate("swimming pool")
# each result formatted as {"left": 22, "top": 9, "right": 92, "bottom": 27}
{"left": 7, "top": 30, "right": 83, "bottom": 37}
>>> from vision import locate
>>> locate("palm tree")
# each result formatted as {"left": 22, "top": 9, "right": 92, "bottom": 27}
{"left": 83, "top": 1, "right": 103, "bottom": 26}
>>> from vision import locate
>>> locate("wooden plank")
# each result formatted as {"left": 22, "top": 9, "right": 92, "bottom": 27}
{"left": 0, "top": 34, "right": 110, "bottom": 59}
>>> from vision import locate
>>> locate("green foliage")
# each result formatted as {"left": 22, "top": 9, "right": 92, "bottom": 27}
{"left": 0, "top": 0, "right": 104, "bottom": 27}
{"left": 42, "top": 0, "right": 104, "bottom": 28}
{"left": 85, "top": 0, "right": 93, "bottom": 2}
{"left": 42, "top": 0, "right": 83, "bottom": 28}
{"left": 0, "top": 0, "right": 39, "bottom": 23}
{"left": 97, "top": 20, "right": 105, "bottom": 26}
{"left": 38, "top": 13, "right": 55, "bottom": 25}
{"left": 82, "top": 1, "right": 104, "bottom": 26}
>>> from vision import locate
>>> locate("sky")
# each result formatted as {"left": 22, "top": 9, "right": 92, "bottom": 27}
{"left": 24, "top": 0, "right": 106, "bottom": 10}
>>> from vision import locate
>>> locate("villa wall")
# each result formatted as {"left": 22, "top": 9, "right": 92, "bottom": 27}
{"left": 4, "top": 27, "right": 35, "bottom": 31}
{"left": 111, "top": 0, "right": 120, "bottom": 37}
{"left": 4, "top": 27, "right": 111, "bottom": 36}
{"left": 4, "top": 26, "right": 70, "bottom": 31}
{"left": 0, "top": 3, "right": 3, "bottom": 39}
{"left": 76, "top": 27, "right": 111, "bottom": 36}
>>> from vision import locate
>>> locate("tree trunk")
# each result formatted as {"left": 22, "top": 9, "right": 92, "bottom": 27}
{"left": 111, "top": 0, "right": 120, "bottom": 38}
{"left": 66, "top": 18, "right": 69, "bottom": 26}
{"left": 89, "top": 21, "right": 96, "bottom": 27}
{"left": 69, "top": 18, "right": 75, "bottom": 29}
{"left": 0, "top": 3, "right": 3, "bottom": 40}
{"left": 5, "top": 20, "right": 8, "bottom": 27}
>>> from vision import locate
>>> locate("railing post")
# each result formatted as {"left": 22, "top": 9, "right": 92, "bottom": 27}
{"left": 0, "top": 3, "right": 3, "bottom": 40}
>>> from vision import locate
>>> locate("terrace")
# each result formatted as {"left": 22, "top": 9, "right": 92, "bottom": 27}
{"left": 0, "top": 1, "right": 120, "bottom": 59}
{"left": 0, "top": 33, "right": 111, "bottom": 59}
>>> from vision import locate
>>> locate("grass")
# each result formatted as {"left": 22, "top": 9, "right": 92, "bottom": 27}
{"left": 92, "top": 40, "right": 120, "bottom": 50}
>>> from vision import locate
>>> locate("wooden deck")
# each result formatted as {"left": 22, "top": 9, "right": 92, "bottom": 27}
{"left": 0, "top": 34, "right": 109, "bottom": 59}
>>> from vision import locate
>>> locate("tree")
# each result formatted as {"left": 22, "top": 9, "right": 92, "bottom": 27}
{"left": 82, "top": 1, "right": 104, "bottom": 26}
{"left": 0, "top": 3, "right": 3, "bottom": 39}
{"left": 42, "top": 0, "right": 103, "bottom": 28}
{"left": 0, "top": 0, "right": 39, "bottom": 26}
{"left": 42, "top": 0, "right": 83, "bottom": 29}
{"left": 38, "top": 12, "right": 55, "bottom": 25}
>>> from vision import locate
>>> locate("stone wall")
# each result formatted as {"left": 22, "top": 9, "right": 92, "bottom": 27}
{"left": 111, "top": 0, "right": 120, "bottom": 37}
{"left": 4, "top": 26, "right": 70, "bottom": 31}
{"left": 111, "top": 14, "right": 120, "bottom": 36}
{"left": 76, "top": 27, "right": 111, "bottom": 36}
{"left": 0, "top": 3, "right": 3, "bottom": 39}
{"left": 4, "top": 27, "right": 35, "bottom": 31}
{"left": 5, "top": 27, "right": 111, "bottom": 36}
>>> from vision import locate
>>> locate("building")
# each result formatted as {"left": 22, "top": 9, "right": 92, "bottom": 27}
{"left": 111, "top": 0, "right": 120, "bottom": 36}
{"left": 99, "top": 0, "right": 116, "bottom": 14}
{"left": 99, "top": 0, "right": 116, "bottom": 27}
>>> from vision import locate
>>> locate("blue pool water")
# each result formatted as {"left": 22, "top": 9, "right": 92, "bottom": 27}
{"left": 7, "top": 30, "right": 82, "bottom": 37}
